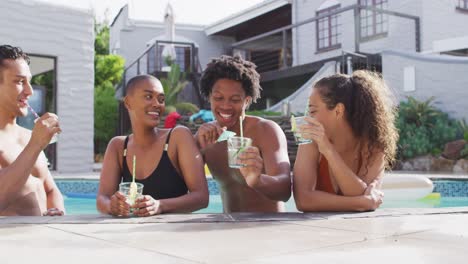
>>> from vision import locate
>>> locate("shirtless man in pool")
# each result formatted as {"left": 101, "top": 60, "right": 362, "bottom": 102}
{"left": 194, "top": 55, "right": 291, "bottom": 212}
{"left": 0, "top": 45, "right": 64, "bottom": 216}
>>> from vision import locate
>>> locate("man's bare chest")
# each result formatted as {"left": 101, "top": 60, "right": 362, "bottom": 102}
{"left": 0, "top": 142, "right": 42, "bottom": 177}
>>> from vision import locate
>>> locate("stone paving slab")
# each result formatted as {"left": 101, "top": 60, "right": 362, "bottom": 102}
{"left": 228, "top": 212, "right": 324, "bottom": 221}
{"left": 284, "top": 214, "right": 468, "bottom": 236}
{"left": 2, "top": 208, "right": 468, "bottom": 225}
{"left": 0, "top": 225, "right": 197, "bottom": 264}
{"left": 232, "top": 235, "right": 467, "bottom": 264}
{"left": 45, "top": 221, "right": 372, "bottom": 264}
{"left": 2, "top": 209, "right": 468, "bottom": 263}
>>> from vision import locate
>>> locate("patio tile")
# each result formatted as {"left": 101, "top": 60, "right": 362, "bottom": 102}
{"left": 0, "top": 224, "right": 197, "bottom": 264}
{"left": 48, "top": 221, "right": 370, "bottom": 263}
{"left": 228, "top": 212, "right": 323, "bottom": 221}
{"left": 233, "top": 236, "right": 467, "bottom": 264}
{"left": 284, "top": 214, "right": 451, "bottom": 236}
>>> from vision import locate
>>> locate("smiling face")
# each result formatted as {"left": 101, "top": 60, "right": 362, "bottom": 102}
{"left": 209, "top": 78, "right": 251, "bottom": 130}
{"left": 0, "top": 58, "right": 33, "bottom": 117}
{"left": 124, "top": 78, "right": 165, "bottom": 128}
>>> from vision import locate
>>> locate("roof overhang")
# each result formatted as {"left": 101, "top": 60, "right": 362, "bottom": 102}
{"left": 205, "top": 0, "right": 290, "bottom": 36}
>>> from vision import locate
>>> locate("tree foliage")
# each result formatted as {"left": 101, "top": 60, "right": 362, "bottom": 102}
{"left": 159, "top": 61, "right": 199, "bottom": 114}
{"left": 94, "top": 22, "right": 125, "bottom": 154}
{"left": 396, "top": 96, "right": 460, "bottom": 160}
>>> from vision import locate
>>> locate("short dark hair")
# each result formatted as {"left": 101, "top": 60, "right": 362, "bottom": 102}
{"left": 125, "top": 74, "right": 162, "bottom": 96}
{"left": 0, "top": 45, "right": 30, "bottom": 67}
{"left": 0, "top": 45, "right": 30, "bottom": 83}
{"left": 199, "top": 55, "right": 262, "bottom": 103}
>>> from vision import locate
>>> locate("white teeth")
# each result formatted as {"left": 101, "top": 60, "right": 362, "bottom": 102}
{"left": 147, "top": 112, "right": 160, "bottom": 116}
{"left": 219, "top": 113, "right": 232, "bottom": 119}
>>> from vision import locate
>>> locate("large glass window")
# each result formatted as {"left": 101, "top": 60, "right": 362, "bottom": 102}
{"left": 457, "top": 0, "right": 468, "bottom": 10}
{"left": 17, "top": 55, "right": 57, "bottom": 170}
{"left": 359, "top": 0, "right": 388, "bottom": 39}
{"left": 316, "top": 4, "right": 341, "bottom": 51}
{"left": 158, "top": 44, "right": 193, "bottom": 72}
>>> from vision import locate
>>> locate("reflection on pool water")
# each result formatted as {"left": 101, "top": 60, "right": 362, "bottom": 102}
{"left": 59, "top": 179, "right": 468, "bottom": 215}
{"left": 64, "top": 194, "right": 468, "bottom": 215}
{"left": 64, "top": 195, "right": 296, "bottom": 215}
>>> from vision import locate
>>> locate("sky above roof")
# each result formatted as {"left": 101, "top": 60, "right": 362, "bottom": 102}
{"left": 36, "top": 0, "right": 266, "bottom": 25}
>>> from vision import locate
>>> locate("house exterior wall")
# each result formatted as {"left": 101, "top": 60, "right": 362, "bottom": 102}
{"left": 420, "top": 0, "right": 468, "bottom": 52}
{"left": 291, "top": 0, "right": 452, "bottom": 64}
{"left": 383, "top": 50, "right": 468, "bottom": 121}
{"left": 0, "top": 0, "right": 95, "bottom": 173}
{"left": 292, "top": 0, "right": 468, "bottom": 60}
{"left": 110, "top": 6, "right": 234, "bottom": 71}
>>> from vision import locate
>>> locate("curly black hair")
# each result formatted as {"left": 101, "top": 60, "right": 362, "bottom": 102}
{"left": 0, "top": 45, "right": 30, "bottom": 83}
{"left": 314, "top": 70, "right": 398, "bottom": 171}
{"left": 0, "top": 45, "right": 30, "bottom": 67}
{"left": 199, "top": 55, "right": 262, "bottom": 103}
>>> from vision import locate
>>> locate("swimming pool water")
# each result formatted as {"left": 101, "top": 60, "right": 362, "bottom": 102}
{"left": 64, "top": 194, "right": 468, "bottom": 215}
{"left": 64, "top": 197, "right": 99, "bottom": 215}
{"left": 59, "top": 179, "right": 468, "bottom": 215}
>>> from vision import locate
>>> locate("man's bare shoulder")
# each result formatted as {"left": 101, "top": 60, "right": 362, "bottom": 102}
{"left": 0, "top": 126, "right": 31, "bottom": 152}
{"left": 253, "top": 117, "right": 283, "bottom": 136}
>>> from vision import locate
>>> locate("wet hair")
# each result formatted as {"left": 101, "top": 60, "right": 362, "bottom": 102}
{"left": 125, "top": 74, "right": 162, "bottom": 96}
{"left": 314, "top": 70, "right": 398, "bottom": 170}
{"left": 199, "top": 55, "right": 262, "bottom": 103}
{"left": 0, "top": 45, "right": 30, "bottom": 82}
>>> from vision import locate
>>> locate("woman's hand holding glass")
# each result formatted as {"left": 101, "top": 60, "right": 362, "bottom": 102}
{"left": 132, "top": 195, "right": 162, "bottom": 217}
{"left": 110, "top": 191, "right": 131, "bottom": 217}
{"left": 298, "top": 117, "right": 332, "bottom": 154}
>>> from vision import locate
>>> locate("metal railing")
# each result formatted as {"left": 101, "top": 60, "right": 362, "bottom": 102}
{"left": 231, "top": 4, "right": 420, "bottom": 74}
{"left": 119, "top": 40, "right": 199, "bottom": 97}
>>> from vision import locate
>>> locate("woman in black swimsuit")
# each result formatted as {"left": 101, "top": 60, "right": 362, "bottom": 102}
{"left": 97, "top": 75, "right": 208, "bottom": 217}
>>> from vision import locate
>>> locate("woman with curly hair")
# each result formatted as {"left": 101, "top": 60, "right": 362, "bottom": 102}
{"left": 293, "top": 70, "right": 398, "bottom": 212}
{"left": 195, "top": 55, "right": 291, "bottom": 213}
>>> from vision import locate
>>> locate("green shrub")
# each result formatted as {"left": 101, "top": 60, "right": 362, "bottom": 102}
{"left": 93, "top": 22, "right": 125, "bottom": 154}
{"left": 396, "top": 97, "right": 460, "bottom": 160}
{"left": 458, "top": 119, "right": 468, "bottom": 141}
{"left": 246, "top": 110, "right": 282, "bottom": 116}
{"left": 461, "top": 145, "right": 468, "bottom": 158}
{"left": 173, "top": 102, "right": 199, "bottom": 116}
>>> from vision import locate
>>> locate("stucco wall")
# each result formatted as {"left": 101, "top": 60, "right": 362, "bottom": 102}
{"left": 0, "top": 0, "right": 94, "bottom": 173}
{"left": 383, "top": 50, "right": 468, "bottom": 121}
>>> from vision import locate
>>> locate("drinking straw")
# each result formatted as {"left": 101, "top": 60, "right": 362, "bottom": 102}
{"left": 132, "top": 155, "right": 136, "bottom": 183}
{"left": 26, "top": 102, "right": 40, "bottom": 119}
{"left": 239, "top": 116, "right": 244, "bottom": 138}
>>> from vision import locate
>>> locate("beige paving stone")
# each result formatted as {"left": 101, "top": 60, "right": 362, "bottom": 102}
{"left": 401, "top": 214, "right": 468, "bottom": 250}
{"left": 233, "top": 236, "right": 468, "bottom": 264}
{"left": 0, "top": 225, "right": 198, "bottom": 264}
{"left": 47, "top": 221, "right": 370, "bottom": 263}
{"left": 2, "top": 211, "right": 468, "bottom": 263}
{"left": 284, "top": 214, "right": 453, "bottom": 236}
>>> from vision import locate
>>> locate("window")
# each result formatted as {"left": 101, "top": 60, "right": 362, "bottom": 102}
{"left": 359, "top": 0, "right": 388, "bottom": 39}
{"left": 457, "top": 0, "right": 468, "bottom": 11}
{"left": 158, "top": 45, "right": 193, "bottom": 72}
{"left": 316, "top": 3, "right": 341, "bottom": 52}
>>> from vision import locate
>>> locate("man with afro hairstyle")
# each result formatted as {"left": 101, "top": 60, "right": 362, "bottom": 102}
{"left": 195, "top": 55, "right": 291, "bottom": 212}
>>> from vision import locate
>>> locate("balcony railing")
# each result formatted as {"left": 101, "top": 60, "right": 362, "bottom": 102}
{"left": 231, "top": 4, "right": 420, "bottom": 74}
{"left": 118, "top": 40, "right": 200, "bottom": 98}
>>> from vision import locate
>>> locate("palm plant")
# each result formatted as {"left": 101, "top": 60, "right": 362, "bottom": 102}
{"left": 399, "top": 96, "right": 440, "bottom": 127}
{"left": 159, "top": 61, "right": 199, "bottom": 114}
